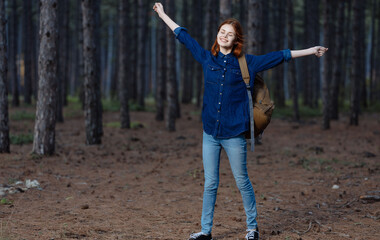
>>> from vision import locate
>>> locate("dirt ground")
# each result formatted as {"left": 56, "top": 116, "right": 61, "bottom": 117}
{"left": 0, "top": 105, "right": 379, "bottom": 240}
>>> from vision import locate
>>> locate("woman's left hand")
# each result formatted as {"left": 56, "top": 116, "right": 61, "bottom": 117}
{"left": 313, "top": 46, "right": 328, "bottom": 57}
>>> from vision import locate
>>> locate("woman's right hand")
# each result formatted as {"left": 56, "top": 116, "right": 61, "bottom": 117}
{"left": 153, "top": 2, "right": 165, "bottom": 17}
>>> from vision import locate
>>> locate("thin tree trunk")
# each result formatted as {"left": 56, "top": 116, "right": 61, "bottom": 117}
{"left": 322, "top": 0, "right": 334, "bottom": 129}
{"left": 32, "top": 0, "right": 58, "bottom": 155}
{"left": 247, "top": 0, "right": 261, "bottom": 54}
{"left": 23, "top": 0, "right": 32, "bottom": 104}
{"left": 0, "top": 0, "right": 9, "bottom": 153}
{"left": 181, "top": 0, "right": 192, "bottom": 104}
{"left": 194, "top": 0, "right": 202, "bottom": 109}
{"left": 31, "top": 0, "right": 39, "bottom": 101}
{"left": 137, "top": 0, "right": 147, "bottom": 108}
{"left": 374, "top": 1, "right": 380, "bottom": 102}
{"left": 219, "top": 0, "right": 231, "bottom": 22}
{"left": 10, "top": 0, "right": 19, "bottom": 106}
{"left": 273, "top": 0, "right": 285, "bottom": 107}
{"left": 287, "top": 0, "right": 299, "bottom": 121}
{"left": 118, "top": 0, "right": 130, "bottom": 129}
{"left": 77, "top": 0, "right": 85, "bottom": 109}
{"left": 369, "top": 0, "right": 376, "bottom": 104}
{"left": 82, "top": 0, "right": 102, "bottom": 144}
{"left": 165, "top": 0, "right": 177, "bottom": 131}
{"left": 331, "top": 1, "right": 345, "bottom": 120}
{"left": 155, "top": 0, "right": 166, "bottom": 121}
{"left": 350, "top": 0, "right": 366, "bottom": 125}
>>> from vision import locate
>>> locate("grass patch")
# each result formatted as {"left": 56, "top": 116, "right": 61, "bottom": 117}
{"left": 0, "top": 198, "right": 13, "bottom": 205}
{"left": 10, "top": 133, "right": 33, "bottom": 145}
{"left": 105, "top": 121, "right": 144, "bottom": 129}
{"left": 10, "top": 111, "right": 35, "bottom": 121}
{"left": 296, "top": 157, "right": 339, "bottom": 173}
{"left": 273, "top": 105, "right": 322, "bottom": 119}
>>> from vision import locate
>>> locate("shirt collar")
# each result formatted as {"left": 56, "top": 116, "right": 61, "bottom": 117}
{"left": 218, "top": 51, "right": 234, "bottom": 59}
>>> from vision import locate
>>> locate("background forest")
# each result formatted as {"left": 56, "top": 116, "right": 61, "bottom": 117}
{"left": 0, "top": 0, "right": 380, "bottom": 153}
{"left": 0, "top": 1, "right": 379, "bottom": 239}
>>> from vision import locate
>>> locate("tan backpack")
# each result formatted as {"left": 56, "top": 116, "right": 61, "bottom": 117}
{"left": 238, "top": 55, "right": 275, "bottom": 151}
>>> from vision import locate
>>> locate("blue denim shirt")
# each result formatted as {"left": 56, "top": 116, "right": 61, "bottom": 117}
{"left": 174, "top": 27, "right": 291, "bottom": 139}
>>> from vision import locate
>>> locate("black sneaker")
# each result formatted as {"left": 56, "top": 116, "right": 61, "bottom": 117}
{"left": 245, "top": 228, "right": 259, "bottom": 240}
{"left": 188, "top": 232, "right": 212, "bottom": 240}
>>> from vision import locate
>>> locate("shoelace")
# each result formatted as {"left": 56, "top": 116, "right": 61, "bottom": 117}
{"left": 246, "top": 229, "right": 259, "bottom": 240}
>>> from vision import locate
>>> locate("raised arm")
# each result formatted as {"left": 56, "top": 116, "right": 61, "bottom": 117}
{"left": 291, "top": 46, "right": 328, "bottom": 58}
{"left": 153, "top": 2, "right": 179, "bottom": 31}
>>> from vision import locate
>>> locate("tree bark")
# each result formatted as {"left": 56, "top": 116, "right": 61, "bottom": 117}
{"left": 32, "top": 0, "right": 58, "bottom": 155}
{"left": 273, "top": 0, "right": 285, "bottom": 107}
{"left": 247, "top": 0, "right": 261, "bottom": 54}
{"left": 165, "top": 0, "right": 177, "bottom": 131}
{"left": 287, "top": 0, "right": 299, "bottom": 121}
{"left": 82, "top": 0, "right": 103, "bottom": 144}
{"left": 23, "top": 0, "right": 33, "bottom": 104}
{"left": 193, "top": 0, "right": 203, "bottom": 108}
{"left": 181, "top": 0, "right": 192, "bottom": 104}
{"left": 9, "top": 0, "right": 19, "bottom": 106}
{"left": 331, "top": 0, "right": 345, "bottom": 120}
{"left": 118, "top": 0, "right": 130, "bottom": 129}
{"left": 219, "top": 0, "right": 231, "bottom": 22}
{"left": 137, "top": 0, "right": 148, "bottom": 108}
{"left": 350, "top": 0, "right": 366, "bottom": 125}
{"left": 155, "top": 0, "right": 166, "bottom": 121}
{"left": 0, "top": 0, "right": 9, "bottom": 153}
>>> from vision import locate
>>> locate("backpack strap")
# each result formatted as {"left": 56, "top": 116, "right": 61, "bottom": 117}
{"left": 238, "top": 55, "right": 255, "bottom": 152}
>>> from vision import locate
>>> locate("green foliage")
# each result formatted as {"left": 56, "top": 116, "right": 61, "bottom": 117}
{"left": 0, "top": 198, "right": 13, "bottom": 205}
{"left": 102, "top": 99, "right": 120, "bottom": 112}
{"left": 10, "top": 111, "right": 35, "bottom": 121}
{"left": 10, "top": 133, "right": 34, "bottom": 145}
{"left": 105, "top": 121, "right": 120, "bottom": 128}
{"left": 296, "top": 157, "right": 338, "bottom": 173}
{"left": 273, "top": 105, "right": 322, "bottom": 119}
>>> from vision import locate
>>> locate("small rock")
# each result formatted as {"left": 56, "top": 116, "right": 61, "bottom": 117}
{"left": 25, "top": 179, "right": 40, "bottom": 189}
{"left": 81, "top": 204, "right": 89, "bottom": 209}
{"left": 332, "top": 184, "right": 340, "bottom": 189}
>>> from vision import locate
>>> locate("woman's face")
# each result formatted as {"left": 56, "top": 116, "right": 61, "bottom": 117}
{"left": 217, "top": 24, "right": 236, "bottom": 49}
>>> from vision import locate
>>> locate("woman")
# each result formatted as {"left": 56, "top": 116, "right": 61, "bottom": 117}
{"left": 153, "top": 3, "right": 327, "bottom": 240}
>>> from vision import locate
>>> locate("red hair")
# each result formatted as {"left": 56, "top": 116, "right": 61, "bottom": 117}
{"left": 211, "top": 18, "right": 244, "bottom": 57}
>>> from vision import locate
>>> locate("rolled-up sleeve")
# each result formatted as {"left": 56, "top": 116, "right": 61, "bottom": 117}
{"left": 282, "top": 49, "right": 292, "bottom": 62}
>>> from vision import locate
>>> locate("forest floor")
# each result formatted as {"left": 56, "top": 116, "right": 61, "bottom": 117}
{"left": 0, "top": 103, "right": 379, "bottom": 240}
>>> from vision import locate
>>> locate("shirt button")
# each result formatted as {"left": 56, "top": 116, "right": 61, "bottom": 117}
{"left": 224, "top": 68, "right": 226, "bottom": 70}
{"left": 222, "top": 75, "right": 224, "bottom": 77}
{"left": 218, "top": 110, "right": 220, "bottom": 112}
{"left": 220, "top": 93, "right": 222, "bottom": 95}
{"left": 224, "top": 60, "right": 226, "bottom": 63}
{"left": 221, "top": 84, "right": 223, "bottom": 86}
{"left": 217, "top": 120, "right": 219, "bottom": 122}
{"left": 218, "top": 102, "right": 221, "bottom": 104}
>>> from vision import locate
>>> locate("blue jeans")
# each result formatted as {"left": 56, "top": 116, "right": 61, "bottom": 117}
{"left": 201, "top": 131, "right": 258, "bottom": 234}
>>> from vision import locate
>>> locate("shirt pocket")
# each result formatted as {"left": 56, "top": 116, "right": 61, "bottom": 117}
{"left": 231, "top": 68, "right": 244, "bottom": 84}
{"left": 205, "top": 64, "right": 222, "bottom": 84}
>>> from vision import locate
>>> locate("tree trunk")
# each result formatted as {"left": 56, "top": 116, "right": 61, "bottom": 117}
{"left": 56, "top": 0, "right": 69, "bottom": 123}
{"left": 0, "top": 0, "right": 9, "bottom": 153}
{"left": 273, "top": 0, "right": 285, "bottom": 107}
{"left": 77, "top": 0, "right": 85, "bottom": 109}
{"left": 23, "top": 0, "right": 33, "bottom": 104}
{"left": 322, "top": 0, "right": 334, "bottom": 129}
{"left": 30, "top": 0, "right": 39, "bottom": 102}
{"left": 247, "top": 0, "right": 261, "bottom": 54}
{"left": 165, "top": 0, "right": 177, "bottom": 131}
{"left": 331, "top": 1, "right": 345, "bottom": 120}
{"left": 32, "top": 0, "right": 58, "bottom": 155}
{"left": 350, "top": 0, "right": 366, "bottom": 125}
{"left": 118, "top": 0, "right": 130, "bottom": 129}
{"left": 181, "top": 0, "right": 192, "bottom": 104}
{"left": 194, "top": 0, "right": 203, "bottom": 109}
{"left": 219, "top": 0, "right": 231, "bottom": 22}
{"left": 155, "top": 0, "right": 166, "bottom": 121}
{"left": 287, "top": 0, "right": 299, "bottom": 121}
{"left": 374, "top": 1, "right": 380, "bottom": 102}
{"left": 137, "top": 0, "right": 148, "bottom": 108}
{"left": 9, "top": 0, "right": 19, "bottom": 106}
{"left": 82, "top": 0, "right": 103, "bottom": 144}
{"left": 369, "top": 0, "right": 376, "bottom": 104}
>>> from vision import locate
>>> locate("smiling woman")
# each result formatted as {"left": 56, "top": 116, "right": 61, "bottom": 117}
{"left": 211, "top": 18, "right": 244, "bottom": 57}
{"left": 153, "top": 2, "right": 327, "bottom": 240}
